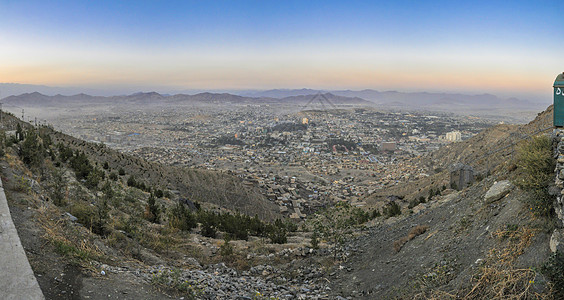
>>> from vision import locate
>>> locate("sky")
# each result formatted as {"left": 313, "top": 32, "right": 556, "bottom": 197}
{"left": 0, "top": 0, "right": 563, "bottom": 101}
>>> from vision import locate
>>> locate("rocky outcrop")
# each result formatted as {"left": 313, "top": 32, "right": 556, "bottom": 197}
{"left": 550, "top": 229, "right": 564, "bottom": 253}
{"left": 553, "top": 129, "right": 564, "bottom": 226}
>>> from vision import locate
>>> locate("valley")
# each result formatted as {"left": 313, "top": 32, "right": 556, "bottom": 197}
{"left": 0, "top": 93, "right": 560, "bottom": 299}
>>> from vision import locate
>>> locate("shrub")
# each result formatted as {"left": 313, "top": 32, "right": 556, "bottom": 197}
{"left": 393, "top": 225, "right": 429, "bottom": 253}
{"left": 393, "top": 236, "right": 409, "bottom": 253}
{"left": 310, "top": 230, "right": 319, "bottom": 249}
{"left": 20, "top": 130, "right": 44, "bottom": 168}
{"left": 220, "top": 235, "right": 234, "bottom": 257}
{"left": 267, "top": 219, "right": 287, "bottom": 244}
{"left": 145, "top": 194, "right": 160, "bottom": 224}
{"left": 70, "top": 202, "right": 96, "bottom": 230}
{"left": 127, "top": 175, "right": 137, "bottom": 187}
{"left": 198, "top": 211, "right": 217, "bottom": 238}
{"left": 409, "top": 197, "right": 426, "bottom": 209}
{"left": 49, "top": 167, "right": 67, "bottom": 206}
{"left": 371, "top": 209, "right": 381, "bottom": 218}
{"left": 514, "top": 135, "right": 554, "bottom": 218}
{"left": 408, "top": 225, "right": 429, "bottom": 239}
{"left": 85, "top": 168, "right": 103, "bottom": 190}
{"left": 168, "top": 201, "right": 197, "bottom": 231}
{"left": 383, "top": 201, "right": 401, "bottom": 218}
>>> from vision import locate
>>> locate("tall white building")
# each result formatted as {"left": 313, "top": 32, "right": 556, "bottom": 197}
{"left": 445, "top": 131, "right": 461, "bottom": 142}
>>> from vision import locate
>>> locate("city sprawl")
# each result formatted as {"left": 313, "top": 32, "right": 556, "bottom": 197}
{"left": 50, "top": 104, "right": 494, "bottom": 218}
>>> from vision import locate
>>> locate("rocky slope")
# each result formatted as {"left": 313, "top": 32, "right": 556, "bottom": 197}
{"left": 330, "top": 105, "right": 557, "bottom": 298}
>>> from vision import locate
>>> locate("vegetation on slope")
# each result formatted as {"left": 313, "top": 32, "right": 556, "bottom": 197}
{"left": 513, "top": 135, "right": 555, "bottom": 218}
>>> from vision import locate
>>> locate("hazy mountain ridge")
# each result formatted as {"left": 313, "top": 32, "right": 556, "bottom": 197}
{"left": 1, "top": 91, "right": 371, "bottom": 107}
{"left": 0, "top": 83, "right": 114, "bottom": 97}
{"left": 0, "top": 84, "right": 545, "bottom": 122}
{"left": 248, "top": 88, "right": 541, "bottom": 109}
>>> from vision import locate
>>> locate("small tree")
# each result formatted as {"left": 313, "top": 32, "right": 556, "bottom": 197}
{"left": 267, "top": 219, "right": 287, "bottom": 244}
{"left": 127, "top": 175, "right": 137, "bottom": 187}
{"left": 383, "top": 201, "right": 401, "bottom": 218}
{"left": 220, "top": 234, "right": 234, "bottom": 257}
{"left": 168, "top": 200, "right": 197, "bottom": 231}
{"left": 311, "top": 202, "right": 357, "bottom": 261}
{"left": 50, "top": 167, "right": 67, "bottom": 206}
{"left": 310, "top": 230, "right": 319, "bottom": 249}
{"left": 145, "top": 193, "right": 160, "bottom": 223}
{"left": 93, "top": 196, "right": 110, "bottom": 236}
{"left": 20, "top": 130, "right": 43, "bottom": 168}
{"left": 101, "top": 180, "right": 114, "bottom": 200}
{"left": 85, "top": 168, "right": 103, "bottom": 190}
{"left": 198, "top": 210, "right": 217, "bottom": 238}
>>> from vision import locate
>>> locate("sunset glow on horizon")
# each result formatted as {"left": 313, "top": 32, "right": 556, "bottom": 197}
{"left": 1, "top": 0, "right": 563, "bottom": 100}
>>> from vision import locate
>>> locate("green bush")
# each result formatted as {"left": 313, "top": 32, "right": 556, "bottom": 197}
{"left": 168, "top": 201, "right": 197, "bottom": 231}
{"left": 49, "top": 168, "right": 67, "bottom": 206}
{"left": 70, "top": 202, "right": 96, "bottom": 230}
{"left": 310, "top": 230, "right": 319, "bottom": 249}
{"left": 383, "top": 201, "right": 401, "bottom": 218}
{"left": 219, "top": 235, "right": 234, "bottom": 257}
{"left": 20, "top": 130, "right": 45, "bottom": 168}
{"left": 267, "top": 219, "right": 287, "bottom": 244}
{"left": 109, "top": 172, "right": 118, "bottom": 181}
{"left": 371, "top": 208, "right": 381, "bottom": 218}
{"left": 514, "top": 135, "right": 554, "bottom": 217}
{"left": 145, "top": 193, "right": 160, "bottom": 223}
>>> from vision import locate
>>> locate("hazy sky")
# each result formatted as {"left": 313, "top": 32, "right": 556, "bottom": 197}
{"left": 1, "top": 0, "right": 562, "bottom": 100}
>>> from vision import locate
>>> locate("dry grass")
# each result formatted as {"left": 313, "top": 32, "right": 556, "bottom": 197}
{"left": 394, "top": 225, "right": 429, "bottom": 253}
{"left": 414, "top": 226, "right": 550, "bottom": 300}
{"left": 461, "top": 227, "right": 544, "bottom": 300}
{"left": 409, "top": 225, "right": 430, "bottom": 239}
{"left": 393, "top": 236, "right": 410, "bottom": 253}
{"left": 37, "top": 206, "right": 103, "bottom": 271}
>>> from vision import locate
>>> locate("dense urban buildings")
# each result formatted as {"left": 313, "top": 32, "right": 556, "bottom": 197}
{"left": 47, "top": 104, "right": 494, "bottom": 218}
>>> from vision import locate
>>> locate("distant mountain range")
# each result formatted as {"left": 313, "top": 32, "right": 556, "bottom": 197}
{"left": 0, "top": 83, "right": 113, "bottom": 97}
{"left": 240, "top": 88, "right": 545, "bottom": 111}
{"left": 0, "top": 83, "right": 547, "bottom": 120}
{"left": 1, "top": 91, "right": 370, "bottom": 108}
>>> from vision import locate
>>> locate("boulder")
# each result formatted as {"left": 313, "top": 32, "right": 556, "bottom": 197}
{"left": 550, "top": 229, "right": 564, "bottom": 253}
{"left": 484, "top": 180, "right": 513, "bottom": 203}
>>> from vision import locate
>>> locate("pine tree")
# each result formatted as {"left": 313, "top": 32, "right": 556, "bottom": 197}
{"left": 145, "top": 193, "right": 160, "bottom": 223}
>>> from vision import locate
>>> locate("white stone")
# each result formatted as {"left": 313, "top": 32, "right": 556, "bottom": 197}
{"left": 484, "top": 180, "right": 513, "bottom": 203}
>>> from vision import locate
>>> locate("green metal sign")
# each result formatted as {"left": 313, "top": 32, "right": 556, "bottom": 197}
{"left": 554, "top": 73, "right": 564, "bottom": 127}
